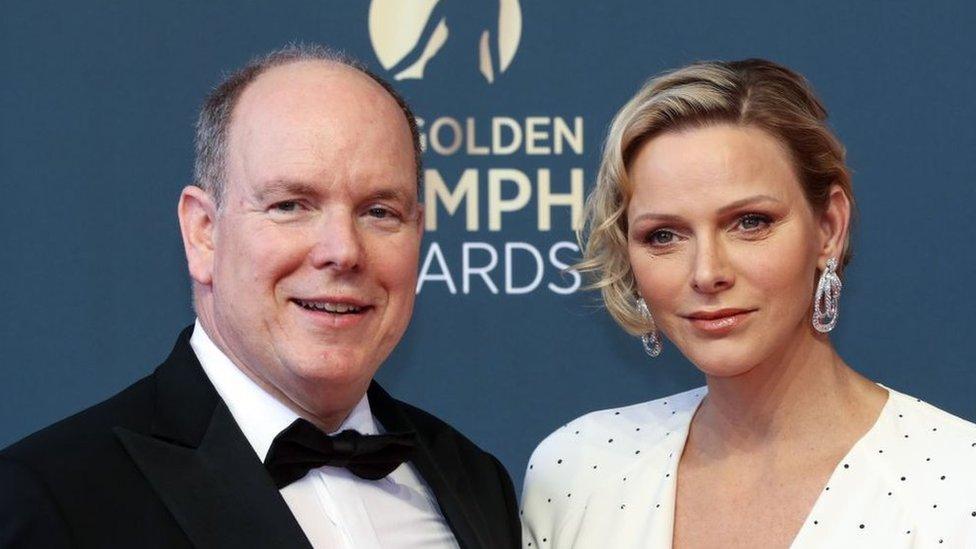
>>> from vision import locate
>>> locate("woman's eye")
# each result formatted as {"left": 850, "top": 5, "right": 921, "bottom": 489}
{"left": 648, "top": 230, "right": 676, "bottom": 245}
{"left": 738, "top": 213, "right": 771, "bottom": 231}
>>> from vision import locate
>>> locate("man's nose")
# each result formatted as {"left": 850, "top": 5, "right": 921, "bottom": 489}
{"left": 308, "top": 214, "right": 362, "bottom": 271}
{"left": 690, "top": 234, "right": 734, "bottom": 294}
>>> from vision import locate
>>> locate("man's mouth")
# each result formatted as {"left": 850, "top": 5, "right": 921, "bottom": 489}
{"left": 291, "top": 298, "right": 367, "bottom": 314}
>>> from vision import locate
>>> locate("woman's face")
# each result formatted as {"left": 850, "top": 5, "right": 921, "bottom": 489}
{"left": 626, "top": 124, "right": 827, "bottom": 377}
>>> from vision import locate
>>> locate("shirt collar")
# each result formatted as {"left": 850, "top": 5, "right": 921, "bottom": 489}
{"left": 189, "top": 319, "right": 379, "bottom": 461}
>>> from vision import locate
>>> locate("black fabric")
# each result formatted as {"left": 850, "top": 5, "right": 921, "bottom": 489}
{"left": 265, "top": 420, "right": 417, "bottom": 487}
{"left": 0, "top": 326, "right": 521, "bottom": 549}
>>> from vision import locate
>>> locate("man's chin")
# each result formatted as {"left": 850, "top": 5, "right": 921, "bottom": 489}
{"left": 282, "top": 350, "right": 379, "bottom": 387}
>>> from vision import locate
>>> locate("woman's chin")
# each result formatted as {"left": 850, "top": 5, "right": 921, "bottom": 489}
{"left": 695, "top": 363, "right": 757, "bottom": 379}
{"left": 679, "top": 344, "right": 760, "bottom": 379}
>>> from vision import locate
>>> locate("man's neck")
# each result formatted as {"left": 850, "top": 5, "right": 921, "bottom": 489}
{"left": 192, "top": 314, "right": 361, "bottom": 434}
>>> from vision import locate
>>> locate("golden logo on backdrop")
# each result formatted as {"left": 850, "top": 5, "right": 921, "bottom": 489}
{"left": 368, "top": 1, "right": 582, "bottom": 296}
{"left": 368, "top": 0, "right": 522, "bottom": 83}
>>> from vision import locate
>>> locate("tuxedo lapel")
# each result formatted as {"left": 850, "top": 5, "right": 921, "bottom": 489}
{"left": 115, "top": 328, "right": 311, "bottom": 549}
{"left": 368, "top": 383, "right": 490, "bottom": 549}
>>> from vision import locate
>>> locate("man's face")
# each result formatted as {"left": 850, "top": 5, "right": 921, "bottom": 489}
{"left": 193, "top": 61, "right": 421, "bottom": 420}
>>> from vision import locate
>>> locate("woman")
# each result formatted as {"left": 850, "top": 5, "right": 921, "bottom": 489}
{"left": 521, "top": 59, "right": 976, "bottom": 548}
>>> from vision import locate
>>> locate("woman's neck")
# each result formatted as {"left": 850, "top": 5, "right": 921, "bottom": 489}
{"left": 693, "top": 328, "right": 886, "bottom": 456}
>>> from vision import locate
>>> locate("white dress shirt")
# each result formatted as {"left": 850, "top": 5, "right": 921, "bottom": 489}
{"left": 190, "top": 320, "right": 460, "bottom": 549}
{"left": 522, "top": 385, "right": 976, "bottom": 548}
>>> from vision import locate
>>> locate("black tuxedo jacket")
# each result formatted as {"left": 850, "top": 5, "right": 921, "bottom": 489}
{"left": 0, "top": 328, "right": 520, "bottom": 548}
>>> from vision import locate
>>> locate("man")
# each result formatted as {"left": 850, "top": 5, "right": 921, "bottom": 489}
{"left": 0, "top": 45, "right": 520, "bottom": 548}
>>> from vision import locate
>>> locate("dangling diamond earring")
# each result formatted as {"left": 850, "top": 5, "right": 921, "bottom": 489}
{"left": 636, "top": 297, "right": 662, "bottom": 357}
{"left": 812, "top": 257, "right": 842, "bottom": 333}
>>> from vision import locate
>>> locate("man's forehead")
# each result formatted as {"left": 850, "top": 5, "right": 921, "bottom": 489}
{"left": 227, "top": 62, "right": 409, "bottom": 160}
{"left": 234, "top": 60, "right": 395, "bottom": 125}
{"left": 218, "top": 58, "right": 418, "bottom": 201}
{"left": 233, "top": 61, "right": 395, "bottom": 135}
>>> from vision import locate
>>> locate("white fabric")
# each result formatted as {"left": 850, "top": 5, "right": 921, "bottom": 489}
{"left": 190, "top": 320, "right": 459, "bottom": 549}
{"left": 522, "top": 385, "right": 976, "bottom": 548}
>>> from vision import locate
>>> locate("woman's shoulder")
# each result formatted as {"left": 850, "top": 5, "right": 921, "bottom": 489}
{"left": 520, "top": 386, "right": 706, "bottom": 541}
{"left": 520, "top": 386, "right": 706, "bottom": 536}
{"left": 886, "top": 387, "right": 976, "bottom": 438}
{"left": 527, "top": 386, "right": 705, "bottom": 470}
{"left": 865, "top": 388, "right": 976, "bottom": 539}
{"left": 876, "top": 387, "right": 976, "bottom": 477}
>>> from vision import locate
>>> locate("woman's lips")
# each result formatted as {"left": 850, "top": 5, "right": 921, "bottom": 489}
{"left": 684, "top": 309, "right": 756, "bottom": 336}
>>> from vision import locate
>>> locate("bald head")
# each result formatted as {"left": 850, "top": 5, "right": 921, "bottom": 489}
{"left": 193, "top": 45, "right": 422, "bottom": 208}
{"left": 225, "top": 60, "right": 418, "bottom": 210}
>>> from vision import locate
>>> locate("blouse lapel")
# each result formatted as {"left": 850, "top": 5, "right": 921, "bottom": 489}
{"left": 573, "top": 393, "right": 701, "bottom": 549}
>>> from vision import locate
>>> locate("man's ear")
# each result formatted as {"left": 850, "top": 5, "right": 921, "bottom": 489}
{"left": 178, "top": 186, "right": 218, "bottom": 285}
{"left": 414, "top": 204, "right": 425, "bottom": 239}
{"left": 817, "top": 184, "right": 852, "bottom": 270}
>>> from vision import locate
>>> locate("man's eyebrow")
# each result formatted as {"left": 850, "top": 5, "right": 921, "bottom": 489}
{"left": 253, "top": 179, "right": 320, "bottom": 201}
{"left": 367, "top": 188, "right": 413, "bottom": 204}
{"left": 630, "top": 194, "right": 784, "bottom": 226}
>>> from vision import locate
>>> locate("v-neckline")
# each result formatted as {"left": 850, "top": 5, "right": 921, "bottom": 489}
{"left": 664, "top": 385, "right": 895, "bottom": 549}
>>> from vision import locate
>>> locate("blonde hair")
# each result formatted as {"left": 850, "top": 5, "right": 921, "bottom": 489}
{"left": 578, "top": 59, "right": 854, "bottom": 335}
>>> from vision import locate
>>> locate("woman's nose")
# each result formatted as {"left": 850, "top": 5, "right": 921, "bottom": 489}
{"left": 691, "top": 235, "right": 734, "bottom": 294}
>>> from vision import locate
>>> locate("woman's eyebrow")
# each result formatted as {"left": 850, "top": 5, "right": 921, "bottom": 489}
{"left": 630, "top": 212, "right": 684, "bottom": 225}
{"left": 630, "top": 194, "right": 784, "bottom": 226}
{"left": 716, "top": 194, "right": 783, "bottom": 215}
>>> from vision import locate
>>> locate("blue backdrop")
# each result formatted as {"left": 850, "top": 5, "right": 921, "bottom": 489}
{"left": 2, "top": 1, "right": 975, "bottom": 490}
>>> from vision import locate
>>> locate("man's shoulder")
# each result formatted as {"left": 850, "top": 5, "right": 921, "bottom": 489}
{"left": 2, "top": 326, "right": 198, "bottom": 469}
{"left": 0, "top": 370, "right": 163, "bottom": 543}
{"left": 1, "top": 372, "right": 156, "bottom": 470}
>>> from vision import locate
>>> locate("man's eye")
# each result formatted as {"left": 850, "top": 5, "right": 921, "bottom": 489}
{"left": 367, "top": 207, "right": 397, "bottom": 219}
{"left": 272, "top": 201, "right": 301, "bottom": 212}
{"left": 738, "top": 213, "right": 772, "bottom": 231}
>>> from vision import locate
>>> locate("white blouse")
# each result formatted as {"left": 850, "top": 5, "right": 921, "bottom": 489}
{"left": 521, "top": 386, "right": 976, "bottom": 548}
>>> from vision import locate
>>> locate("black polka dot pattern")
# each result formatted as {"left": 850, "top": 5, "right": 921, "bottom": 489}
{"left": 520, "top": 386, "right": 976, "bottom": 548}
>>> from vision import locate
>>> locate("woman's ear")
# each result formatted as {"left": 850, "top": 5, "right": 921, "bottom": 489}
{"left": 178, "top": 185, "right": 218, "bottom": 285}
{"left": 817, "top": 184, "right": 852, "bottom": 270}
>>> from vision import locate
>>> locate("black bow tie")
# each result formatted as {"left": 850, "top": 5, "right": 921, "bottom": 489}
{"left": 264, "top": 417, "right": 417, "bottom": 489}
